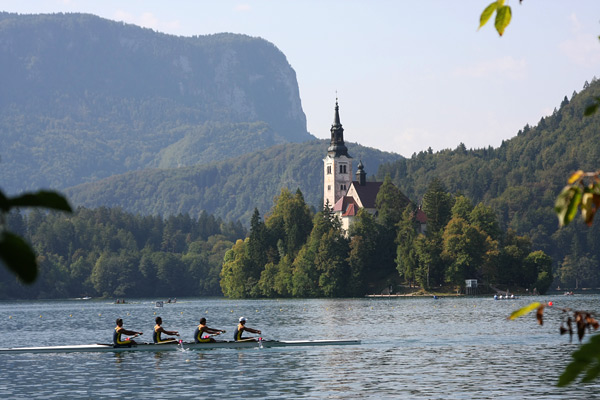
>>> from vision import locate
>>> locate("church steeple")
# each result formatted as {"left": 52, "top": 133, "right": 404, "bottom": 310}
{"left": 327, "top": 99, "right": 349, "bottom": 157}
{"left": 323, "top": 98, "right": 352, "bottom": 209}
{"left": 356, "top": 160, "right": 366, "bottom": 186}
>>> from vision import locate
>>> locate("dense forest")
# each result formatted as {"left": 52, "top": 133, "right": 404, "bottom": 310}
{"left": 220, "top": 181, "right": 553, "bottom": 298}
{"left": 0, "top": 12, "right": 311, "bottom": 194}
{"left": 66, "top": 140, "right": 400, "bottom": 224}
{"left": 378, "top": 79, "right": 600, "bottom": 290}
{"left": 0, "top": 207, "right": 245, "bottom": 299}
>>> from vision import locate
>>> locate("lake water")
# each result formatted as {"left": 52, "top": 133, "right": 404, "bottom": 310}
{"left": 1, "top": 295, "right": 599, "bottom": 399}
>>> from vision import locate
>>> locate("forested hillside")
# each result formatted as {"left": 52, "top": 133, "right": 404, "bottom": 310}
{"left": 0, "top": 12, "right": 312, "bottom": 194}
{"left": 65, "top": 140, "right": 401, "bottom": 223}
{"left": 378, "top": 79, "right": 600, "bottom": 288}
{"left": 0, "top": 207, "right": 245, "bottom": 299}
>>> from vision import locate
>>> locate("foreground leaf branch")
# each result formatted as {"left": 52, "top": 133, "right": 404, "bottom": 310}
{"left": 478, "top": 0, "right": 519, "bottom": 36}
{"left": 555, "top": 170, "right": 600, "bottom": 227}
{"left": 0, "top": 188, "right": 72, "bottom": 283}
{"left": 510, "top": 302, "right": 600, "bottom": 386}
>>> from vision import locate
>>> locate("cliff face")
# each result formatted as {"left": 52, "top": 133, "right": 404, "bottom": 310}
{"left": 0, "top": 12, "right": 312, "bottom": 194}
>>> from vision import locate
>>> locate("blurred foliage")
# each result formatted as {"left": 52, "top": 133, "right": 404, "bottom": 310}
{"left": 0, "top": 189, "right": 72, "bottom": 283}
{"left": 509, "top": 301, "right": 600, "bottom": 386}
{"left": 479, "top": 0, "right": 513, "bottom": 36}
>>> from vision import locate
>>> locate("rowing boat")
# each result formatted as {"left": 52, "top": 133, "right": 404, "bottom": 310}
{"left": 0, "top": 339, "right": 361, "bottom": 354}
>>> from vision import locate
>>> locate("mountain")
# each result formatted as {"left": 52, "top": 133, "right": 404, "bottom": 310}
{"left": 0, "top": 12, "right": 312, "bottom": 194}
{"left": 65, "top": 140, "right": 402, "bottom": 223}
{"left": 376, "top": 78, "right": 600, "bottom": 271}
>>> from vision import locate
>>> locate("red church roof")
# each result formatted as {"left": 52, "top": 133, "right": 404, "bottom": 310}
{"left": 333, "top": 196, "right": 359, "bottom": 216}
{"left": 415, "top": 207, "right": 428, "bottom": 223}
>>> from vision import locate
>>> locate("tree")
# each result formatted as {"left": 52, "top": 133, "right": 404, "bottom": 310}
{"left": 524, "top": 250, "right": 553, "bottom": 294}
{"left": 265, "top": 188, "right": 313, "bottom": 259}
{"left": 315, "top": 229, "right": 350, "bottom": 297}
{"left": 469, "top": 203, "right": 501, "bottom": 241}
{"left": 442, "top": 217, "right": 489, "bottom": 286}
{"left": 451, "top": 195, "right": 474, "bottom": 221}
{"left": 246, "top": 208, "right": 271, "bottom": 281}
{"left": 375, "top": 175, "right": 410, "bottom": 225}
{"left": 558, "top": 254, "right": 599, "bottom": 290}
{"left": 422, "top": 178, "right": 453, "bottom": 234}
{"left": 220, "top": 239, "right": 250, "bottom": 298}
{"left": 348, "top": 209, "right": 379, "bottom": 295}
{"left": 396, "top": 204, "right": 419, "bottom": 287}
{"left": 414, "top": 232, "right": 445, "bottom": 288}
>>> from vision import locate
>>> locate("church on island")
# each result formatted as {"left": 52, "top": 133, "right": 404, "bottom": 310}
{"left": 323, "top": 100, "right": 426, "bottom": 232}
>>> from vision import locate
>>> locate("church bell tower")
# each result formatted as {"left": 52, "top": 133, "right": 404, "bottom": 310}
{"left": 323, "top": 99, "right": 352, "bottom": 209}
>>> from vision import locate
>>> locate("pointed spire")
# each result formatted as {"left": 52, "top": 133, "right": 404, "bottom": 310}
{"left": 328, "top": 97, "right": 349, "bottom": 157}
{"left": 333, "top": 98, "right": 341, "bottom": 127}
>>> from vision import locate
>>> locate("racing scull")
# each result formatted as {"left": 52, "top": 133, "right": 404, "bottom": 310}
{"left": 0, "top": 339, "right": 361, "bottom": 354}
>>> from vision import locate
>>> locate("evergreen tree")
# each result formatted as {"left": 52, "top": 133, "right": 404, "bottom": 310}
{"left": 246, "top": 208, "right": 270, "bottom": 280}
{"left": 396, "top": 204, "right": 419, "bottom": 287}
{"left": 348, "top": 209, "right": 379, "bottom": 295}
{"left": 422, "top": 178, "right": 453, "bottom": 233}
{"left": 375, "top": 174, "right": 410, "bottom": 225}
{"left": 316, "top": 229, "right": 350, "bottom": 297}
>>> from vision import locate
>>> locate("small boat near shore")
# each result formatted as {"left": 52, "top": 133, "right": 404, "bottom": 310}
{"left": 0, "top": 339, "right": 361, "bottom": 354}
{"left": 494, "top": 294, "right": 519, "bottom": 300}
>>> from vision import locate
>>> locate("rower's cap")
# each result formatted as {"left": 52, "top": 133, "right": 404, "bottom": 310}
{"left": 239, "top": 316, "right": 247, "bottom": 322}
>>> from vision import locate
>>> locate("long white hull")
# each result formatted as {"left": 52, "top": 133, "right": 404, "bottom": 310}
{"left": 0, "top": 339, "right": 361, "bottom": 354}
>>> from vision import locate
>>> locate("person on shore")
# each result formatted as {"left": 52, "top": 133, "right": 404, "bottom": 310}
{"left": 113, "top": 318, "right": 142, "bottom": 347}
{"left": 194, "top": 317, "right": 226, "bottom": 343}
{"left": 233, "top": 317, "right": 261, "bottom": 341}
{"left": 153, "top": 316, "right": 180, "bottom": 344}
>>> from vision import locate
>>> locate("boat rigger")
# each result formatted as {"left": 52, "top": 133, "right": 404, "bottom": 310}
{"left": 0, "top": 339, "right": 361, "bottom": 354}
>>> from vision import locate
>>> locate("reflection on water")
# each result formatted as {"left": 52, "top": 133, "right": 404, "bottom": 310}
{"left": 2, "top": 296, "right": 600, "bottom": 398}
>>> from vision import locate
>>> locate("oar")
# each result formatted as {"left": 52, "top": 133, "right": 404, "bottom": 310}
{"left": 197, "top": 332, "right": 225, "bottom": 342}
{"left": 236, "top": 337, "right": 261, "bottom": 342}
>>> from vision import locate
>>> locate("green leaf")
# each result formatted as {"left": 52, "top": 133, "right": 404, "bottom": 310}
{"left": 581, "top": 361, "right": 600, "bottom": 383}
{"left": 479, "top": 2, "right": 499, "bottom": 30}
{"left": 555, "top": 186, "right": 583, "bottom": 227}
{"left": 494, "top": 5, "right": 512, "bottom": 36}
{"left": 0, "top": 232, "right": 38, "bottom": 284}
{"left": 5, "top": 190, "right": 72, "bottom": 213}
{"left": 566, "top": 187, "right": 583, "bottom": 224}
{"left": 558, "top": 334, "right": 600, "bottom": 386}
{"left": 508, "top": 302, "right": 541, "bottom": 320}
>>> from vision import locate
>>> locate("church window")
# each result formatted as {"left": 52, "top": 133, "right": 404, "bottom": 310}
{"left": 327, "top": 185, "right": 331, "bottom": 191}
{"left": 341, "top": 184, "right": 346, "bottom": 191}
{"left": 339, "top": 164, "right": 347, "bottom": 174}
{"left": 327, "top": 165, "right": 332, "bottom": 174}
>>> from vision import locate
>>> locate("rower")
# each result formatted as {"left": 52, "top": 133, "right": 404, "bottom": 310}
{"left": 114, "top": 318, "right": 142, "bottom": 347}
{"left": 153, "top": 316, "right": 180, "bottom": 344}
{"left": 233, "top": 317, "right": 261, "bottom": 341}
{"left": 194, "top": 317, "right": 226, "bottom": 343}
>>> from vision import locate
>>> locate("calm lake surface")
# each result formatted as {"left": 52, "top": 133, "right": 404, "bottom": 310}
{"left": 1, "top": 295, "right": 599, "bottom": 399}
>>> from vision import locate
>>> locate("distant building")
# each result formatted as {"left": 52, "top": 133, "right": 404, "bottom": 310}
{"left": 322, "top": 99, "right": 427, "bottom": 233}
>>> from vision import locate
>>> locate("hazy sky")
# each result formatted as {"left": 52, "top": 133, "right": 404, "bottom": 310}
{"left": 3, "top": 1, "right": 600, "bottom": 157}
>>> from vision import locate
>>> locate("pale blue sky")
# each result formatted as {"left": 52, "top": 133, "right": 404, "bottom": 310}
{"left": 3, "top": 1, "right": 600, "bottom": 157}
